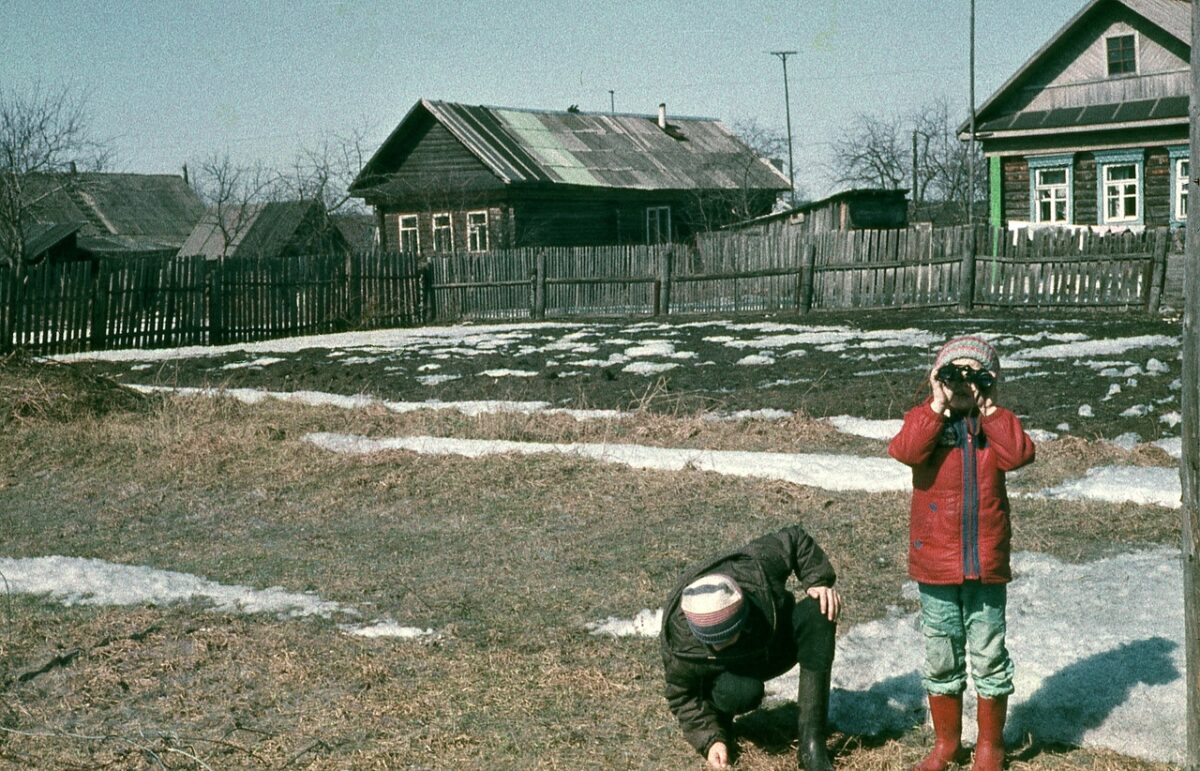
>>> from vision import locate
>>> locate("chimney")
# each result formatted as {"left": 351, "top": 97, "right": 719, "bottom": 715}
{"left": 182, "top": 163, "right": 189, "bottom": 187}
{"left": 657, "top": 103, "right": 667, "bottom": 129}
{"left": 69, "top": 160, "right": 77, "bottom": 175}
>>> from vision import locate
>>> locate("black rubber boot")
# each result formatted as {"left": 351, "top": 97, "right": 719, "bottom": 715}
{"left": 795, "top": 667, "right": 834, "bottom": 771}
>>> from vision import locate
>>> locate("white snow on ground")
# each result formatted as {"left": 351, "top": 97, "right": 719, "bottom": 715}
{"left": 304, "top": 432, "right": 1180, "bottom": 508}
{"left": 1008, "top": 334, "right": 1180, "bottom": 362}
{"left": 0, "top": 555, "right": 354, "bottom": 619}
{"left": 0, "top": 555, "right": 435, "bottom": 639}
{"left": 823, "top": 415, "right": 904, "bottom": 441}
{"left": 130, "top": 385, "right": 628, "bottom": 422}
{"left": 587, "top": 548, "right": 1185, "bottom": 764}
{"left": 303, "top": 432, "right": 914, "bottom": 493}
{"left": 1153, "top": 437, "right": 1183, "bottom": 459}
{"left": 1036, "top": 466, "right": 1182, "bottom": 509}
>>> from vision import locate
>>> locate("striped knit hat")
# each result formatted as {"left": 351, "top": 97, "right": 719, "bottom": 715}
{"left": 933, "top": 335, "right": 1000, "bottom": 376}
{"left": 681, "top": 574, "right": 748, "bottom": 646}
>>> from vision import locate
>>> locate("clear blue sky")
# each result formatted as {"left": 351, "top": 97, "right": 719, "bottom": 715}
{"left": 2, "top": 0, "right": 1085, "bottom": 199}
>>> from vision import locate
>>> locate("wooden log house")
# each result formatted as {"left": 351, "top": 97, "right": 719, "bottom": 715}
{"left": 349, "top": 99, "right": 792, "bottom": 256}
{"left": 966, "top": 0, "right": 1191, "bottom": 233}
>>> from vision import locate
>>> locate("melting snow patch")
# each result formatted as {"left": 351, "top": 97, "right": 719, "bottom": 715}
{"left": 342, "top": 621, "right": 438, "bottom": 639}
{"left": 480, "top": 369, "right": 538, "bottom": 378}
{"left": 623, "top": 361, "right": 678, "bottom": 375}
{"left": 0, "top": 555, "right": 355, "bottom": 619}
{"left": 736, "top": 354, "right": 774, "bottom": 366}
{"left": 1035, "top": 466, "right": 1180, "bottom": 509}
{"left": 304, "top": 433, "right": 913, "bottom": 493}
{"left": 1106, "top": 432, "right": 1141, "bottom": 451}
{"left": 1078, "top": 405, "right": 1094, "bottom": 418}
{"left": 1159, "top": 411, "right": 1182, "bottom": 427}
{"left": 586, "top": 608, "right": 663, "bottom": 637}
{"left": 824, "top": 415, "right": 903, "bottom": 441}
{"left": 1153, "top": 437, "right": 1182, "bottom": 459}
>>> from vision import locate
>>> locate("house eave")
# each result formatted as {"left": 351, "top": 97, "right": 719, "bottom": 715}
{"left": 960, "top": 116, "right": 1188, "bottom": 143}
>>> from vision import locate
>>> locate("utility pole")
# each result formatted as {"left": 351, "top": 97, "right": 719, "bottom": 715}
{"left": 769, "top": 50, "right": 798, "bottom": 207}
{"left": 960, "top": 0, "right": 979, "bottom": 312}
{"left": 1182, "top": 3, "right": 1200, "bottom": 766}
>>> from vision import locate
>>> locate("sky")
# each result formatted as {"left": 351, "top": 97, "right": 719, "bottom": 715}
{"left": 2, "top": 0, "right": 1089, "bottom": 199}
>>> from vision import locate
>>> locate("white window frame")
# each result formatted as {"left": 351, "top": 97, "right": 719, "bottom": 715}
{"left": 1026, "top": 154, "right": 1073, "bottom": 225}
{"left": 432, "top": 212, "right": 454, "bottom": 252}
{"left": 646, "top": 205, "right": 671, "bottom": 244}
{"left": 397, "top": 214, "right": 419, "bottom": 254}
{"left": 1095, "top": 149, "right": 1144, "bottom": 226}
{"left": 1169, "top": 145, "right": 1189, "bottom": 224}
{"left": 1105, "top": 32, "right": 1138, "bottom": 77}
{"left": 466, "top": 210, "right": 489, "bottom": 252}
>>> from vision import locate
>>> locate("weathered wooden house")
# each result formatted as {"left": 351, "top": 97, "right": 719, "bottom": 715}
{"left": 21, "top": 172, "right": 205, "bottom": 256}
{"left": 724, "top": 188, "right": 909, "bottom": 235}
{"left": 966, "top": 0, "right": 1190, "bottom": 231}
{"left": 349, "top": 99, "right": 791, "bottom": 255}
{"left": 177, "top": 200, "right": 348, "bottom": 260}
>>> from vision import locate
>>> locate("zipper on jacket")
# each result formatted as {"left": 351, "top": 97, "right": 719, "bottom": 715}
{"left": 961, "top": 418, "right": 981, "bottom": 579}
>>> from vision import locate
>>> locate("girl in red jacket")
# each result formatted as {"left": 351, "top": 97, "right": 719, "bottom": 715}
{"left": 888, "top": 335, "right": 1035, "bottom": 771}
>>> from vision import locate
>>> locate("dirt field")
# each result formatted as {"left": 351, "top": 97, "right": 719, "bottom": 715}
{"left": 0, "top": 308, "right": 1185, "bottom": 770}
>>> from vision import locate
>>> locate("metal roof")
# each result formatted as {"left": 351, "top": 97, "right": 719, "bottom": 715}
{"left": 976, "top": 95, "right": 1188, "bottom": 133}
{"left": 355, "top": 99, "right": 792, "bottom": 194}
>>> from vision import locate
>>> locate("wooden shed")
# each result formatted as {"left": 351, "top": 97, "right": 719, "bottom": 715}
{"left": 723, "top": 188, "right": 909, "bottom": 235}
{"left": 350, "top": 99, "right": 791, "bottom": 255}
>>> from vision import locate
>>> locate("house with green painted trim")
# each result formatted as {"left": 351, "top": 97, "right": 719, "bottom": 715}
{"left": 350, "top": 99, "right": 791, "bottom": 255}
{"left": 964, "top": 0, "right": 1189, "bottom": 232}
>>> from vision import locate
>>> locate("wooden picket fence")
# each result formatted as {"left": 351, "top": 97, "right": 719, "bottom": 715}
{"left": 420, "top": 225, "right": 1170, "bottom": 322}
{"left": 0, "top": 225, "right": 1171, "bottom": 355}
{"left": 0, "top": 250, "right": 423, "bottom": 356}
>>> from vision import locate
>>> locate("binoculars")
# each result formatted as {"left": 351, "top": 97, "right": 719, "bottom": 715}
{"left": 936, "top": 363, "right": 996, "bottom": 389}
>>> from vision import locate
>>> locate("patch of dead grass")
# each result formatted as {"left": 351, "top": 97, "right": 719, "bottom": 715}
{"left": 0, "top": 392, "right": 1183, "bottom": 770}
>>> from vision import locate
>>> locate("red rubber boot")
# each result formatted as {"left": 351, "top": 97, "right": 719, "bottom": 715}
{"left": 971, "top": 696, "right": 1007, "bottom": 771}
{"left": 911, "top": 693, "right": 963, "bottom": 771}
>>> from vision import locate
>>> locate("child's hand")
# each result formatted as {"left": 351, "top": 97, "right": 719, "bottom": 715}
{"left": 973, "top": 383, "right": 998, "bottom": 416}
{"left": 929, "top": 371, "right": 951, "bottom": 415}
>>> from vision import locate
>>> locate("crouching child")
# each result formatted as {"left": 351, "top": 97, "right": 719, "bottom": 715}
{"left": 660, "top": 525, "right": 842, "bottom": 770}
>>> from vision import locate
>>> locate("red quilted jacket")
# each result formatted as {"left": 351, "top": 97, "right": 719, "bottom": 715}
{"left": 888, "top": 401, "right": 1036, "bottom": 585}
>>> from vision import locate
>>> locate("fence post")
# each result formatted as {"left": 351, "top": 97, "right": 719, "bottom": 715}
{"left": 421, "top": 260, "right": 436, "bottom": 323}
{"left": 89, "top": 258, "right": 108, "bottom": 351}
{"left": 958, "top": 226, "right": 977, "bottom": 312}
{"left": 658, "top": 247, "right": 673, "bottom": 316}
{"left": 1145, "top": 227, "right": 1170, "bottom": 315}
{"left": 797, "top": 242, "right": 816, "bottom": 315}
{"left": 208, "top": 258, "right": 224, "bottom": 346}
{"left": 346, "top": 250, "right": 362, "bottom": 327}
{"left": 532, "top": 249, "right": 546, "bottom": 320}
{"left": 0, "top": 265, "right": 12, "bottom": 354}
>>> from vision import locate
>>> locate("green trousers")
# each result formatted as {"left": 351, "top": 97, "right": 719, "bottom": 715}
{"left": 917, "top": 581, "right": 1014, "bottom": 698}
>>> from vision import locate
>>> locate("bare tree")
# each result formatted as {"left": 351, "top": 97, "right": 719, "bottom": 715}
{"left": 911, "top": 97, "right": 986, "bottom": 223}
{"left": 190, "top": 153, "right": 280, "bottom": 259}
{"left": 279, "top": 126, "right": 373, "bottom": 217}
{"left": 829, "top": 99, "right": 986, "bottom": 224}
{"left": 687, "top": 118, "right": 799, "bottom": 233}
{"left": 0, "top": 82, "right": 112, "bottom": 267}
{"left": 830, "top": 112, "right": 908, "bottom": 190}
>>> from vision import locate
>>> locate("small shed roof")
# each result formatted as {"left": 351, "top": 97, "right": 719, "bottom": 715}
{"left": 20, "top": 222, "right": 81, "bottom": 259}
{"left": 22, "top": 172, "right": 205, "bottom": 251}
{"left": 353, "top": 99, "right": 791, "bottom": 195}
{"left": 723, "top": 188, "right": 909, "bottom": 229}
{"left": 177, "top": 200, "right": 328, "bottom": 259}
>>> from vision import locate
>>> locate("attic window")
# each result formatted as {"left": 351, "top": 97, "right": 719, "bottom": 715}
{"left": 1106, "top": 34, "right": 1136, "bottom": 76}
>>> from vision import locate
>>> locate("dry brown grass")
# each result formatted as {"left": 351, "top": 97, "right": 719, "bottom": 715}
{"left": 0, "top": 373, "right": 1183, "bottom": 770}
